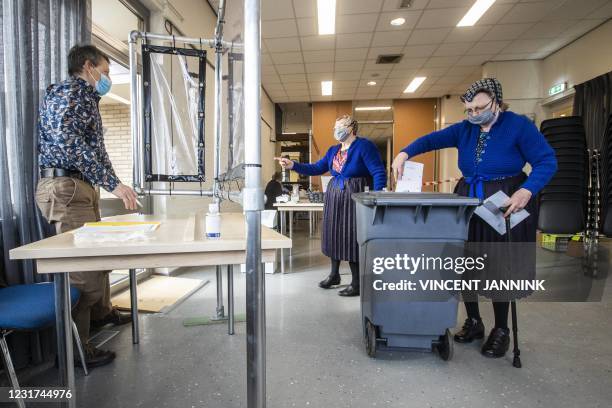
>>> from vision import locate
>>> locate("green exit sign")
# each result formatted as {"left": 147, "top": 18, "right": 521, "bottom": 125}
{"left": 549, "top": 83, "right": 566, "bottom": 96}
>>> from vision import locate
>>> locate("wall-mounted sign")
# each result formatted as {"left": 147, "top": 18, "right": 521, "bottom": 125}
{"left": 548, "top": 82, "right": 567, "bottom": 96}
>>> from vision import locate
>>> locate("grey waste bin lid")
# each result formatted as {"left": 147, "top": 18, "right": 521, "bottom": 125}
{"left": 352, "top": 192, "right": 480, "bottom": 207}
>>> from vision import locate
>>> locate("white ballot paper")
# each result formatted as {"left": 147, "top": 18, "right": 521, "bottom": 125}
{"left": 395, "top": 161, "right": 424, "bottom": 192}
{"left": 474, "top": 190, "right": 529, "bottom": 235}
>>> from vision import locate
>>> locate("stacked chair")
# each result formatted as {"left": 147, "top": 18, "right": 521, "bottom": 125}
{"left": 538, "top": 116, "right": 588, "bottom": 234}
{"left": 601, "top": 115, "right": 612, "bottom": 236}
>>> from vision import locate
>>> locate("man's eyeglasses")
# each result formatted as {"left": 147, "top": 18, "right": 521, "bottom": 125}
{"left": 464, "top": 98, "right": 494, "bottom": 115}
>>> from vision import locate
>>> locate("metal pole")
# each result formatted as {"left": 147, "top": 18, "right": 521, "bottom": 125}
{"left": 129, "top": 269, "right": 140, "bottom": 344}
{"left": 213, "top": 266, "right": 225, "bottom": 320}
{"left": 54, "top": 273, "right": 75, "bottom": 408}
{"left": 129, "top": 31, "right": 144, "bottom": 191}
{"left": 133, "top": 187, "right": 215, "bottom": 196}
{"left": 228, "top": 264, "right": 235, "bottom": 335}
{"left": 243, "top": 0, "right": 265, "bottom": 406}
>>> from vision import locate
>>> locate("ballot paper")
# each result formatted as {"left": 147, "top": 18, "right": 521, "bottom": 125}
{"left": 72, "top": 221, "right": 160, "bottom": 244}
{"left": 321, "top": 176, "right": 332, "bottom": 192}
{"left": 474, "top": 191, "right": 529, "bottom": 235}
{"left": 395, "top": 161, "right": 424, "bottom": 192}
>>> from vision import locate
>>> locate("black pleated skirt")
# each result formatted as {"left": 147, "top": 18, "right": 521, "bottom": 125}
{"left": 455, "top": 173, "right": 538, "bottom": 300}
{"left": 321, "top": 177, "right": 370, "bottom": 263}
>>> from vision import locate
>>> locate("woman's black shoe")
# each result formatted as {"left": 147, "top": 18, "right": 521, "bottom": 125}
{"left": 338, "top": 284, "right": 359, "bottom": 297}
{"left": 454, "top": 317, "right": 485, "bottom": 343}
{"left": 319, "top": 274, "right": 341, "bottom": 289}
{"left": 481, "top": 327, "right": 510, "bottom": 358}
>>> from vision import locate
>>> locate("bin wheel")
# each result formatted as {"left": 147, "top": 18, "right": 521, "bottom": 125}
{"left": 436, "top": 329, "right": 453, "bottom": 361}
{"left": 365, "top": 321, "right": 377, "bottom": 358}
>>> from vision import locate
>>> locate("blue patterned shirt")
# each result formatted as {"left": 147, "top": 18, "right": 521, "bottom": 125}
{"left": 38, "top": 77, "right": 120, "bottom": 192}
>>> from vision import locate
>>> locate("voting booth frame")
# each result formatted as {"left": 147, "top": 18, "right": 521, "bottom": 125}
{"left": 117, "top": 1, "right": 266, "bottom": 407}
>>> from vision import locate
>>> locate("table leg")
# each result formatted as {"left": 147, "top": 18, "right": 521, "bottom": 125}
{"left": 280, "top": 210, "right": 285, "bottom": 274}
{"left": 227, "top": 264, "right": 234, "bottom": 335}
{"left": 129, "top": 269, "right": 139, "bottom": 344}
{"left": 54, "top": 273, "right": 75, "bottom": 408}
{"left": 309, "top": 212, "right": 312, "bottom": 237}
{"left": 289, "top": 210, "right": 293, "bottom": 264}
{"left": 212, "top": 266, "right": 226, "bottom": 320}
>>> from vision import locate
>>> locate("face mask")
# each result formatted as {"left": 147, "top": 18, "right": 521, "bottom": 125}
{"left": 334, "top": 127, "right": 350, "bottom": 142}
{"left": 88, "top": 66, "right": 112, "bottom": 96}
{"left": 468, "top": 109, "right": 496, "bottom": 126}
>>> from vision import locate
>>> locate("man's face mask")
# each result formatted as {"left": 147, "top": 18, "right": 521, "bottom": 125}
{"left": 88, "top": 66, "right": 112, "bottom": 96}
{"left": 334, "top": 126, "right": 351, "bottom": 142}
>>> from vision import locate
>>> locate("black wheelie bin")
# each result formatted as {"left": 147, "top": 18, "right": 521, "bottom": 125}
{"left": 353, "top": 192, "right": 480, "bottom": 360}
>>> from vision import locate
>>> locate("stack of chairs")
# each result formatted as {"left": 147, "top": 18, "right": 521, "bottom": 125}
{"left": 538, "top": 116, "right": 587, "bottom": 234}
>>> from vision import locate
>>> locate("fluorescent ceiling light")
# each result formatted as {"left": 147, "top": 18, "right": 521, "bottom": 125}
{"left": 321, "top": 80, "right": 333, "bottom": 96}
{"left": 317, "top": 0, "right": 336, "bottom": 35}
{"left": 354, "top": 106, "right": 391, "bottom": 111}
{"left": 367, "top": 81, "right": 377, "bottom": 86}
{"left": 404, "top": 77, "right": 427, "bottom": 93}
{"left": 282, "top": 132, "right": 297, "bottom": 134}
{"left": 457, "top": 0, "right": 496, "bottom": 27}
{"left": 105, "top": 92, "right": 130, "bottom": 105}
{"left": 390, "top": 17, "right": 406, "bottom": 26}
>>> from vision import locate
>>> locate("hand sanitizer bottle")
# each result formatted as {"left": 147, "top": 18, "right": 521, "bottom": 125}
{"left": 206, "top": 203, "right": 221, "bottom": 239}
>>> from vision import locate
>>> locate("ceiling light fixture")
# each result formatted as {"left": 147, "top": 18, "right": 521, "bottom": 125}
{"left": 404, "top": 77, "right": 427, "bottom": 93}
{"left": 367, "top": 81, "right": 377, "bottom": 86}
{"left": 390, "top": 17, "right": 406, "bottom": 26}
{"left": 354, "top": 106, "right": 391, "bottom": 111}
{"left": 317, "top": 0, "right": 336, "bottom": 35}
{"left": 321, "top": 80, "right": 333, "bottom": 96}
{"left": 457, "top": 0, "right": 496, "bottom": 27}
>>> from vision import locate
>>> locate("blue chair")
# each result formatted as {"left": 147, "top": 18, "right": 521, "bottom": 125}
{"left": 0, "top": 283, "right": 88, "bottom": 408}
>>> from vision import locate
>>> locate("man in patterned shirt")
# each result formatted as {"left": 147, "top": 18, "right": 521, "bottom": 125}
{"left": 36, "top": 45, "right": 138, "bottom": 369}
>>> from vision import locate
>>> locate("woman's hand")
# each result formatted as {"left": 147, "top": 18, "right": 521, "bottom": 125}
{"left": 503, "top": 188, "right": 532, "bottom": 217}
{"left": 391, "top": 152, "right": 409, "bottom": 183}
{"left": 274, "top": 157, "right": 294, "bottom": 170}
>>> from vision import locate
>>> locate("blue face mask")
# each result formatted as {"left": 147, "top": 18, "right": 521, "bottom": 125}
{"left": 89, "top": 67, "right": 112, "bottom": 96}
{"left": 468, "top": 109, "right": 496, "bottom": 126}
{"left": 334, "top": 127, "right": 350, "bottom": 142}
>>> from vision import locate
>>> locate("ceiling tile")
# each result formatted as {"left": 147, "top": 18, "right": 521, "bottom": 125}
{"left": 264, "top": 83, "right": 285, "bottom": 91}
{"left": 402, "top": 44, "right": 438, "bottom": 58}
{"left": 262, "top": 74, "right": 281, "bottom": 84}
{"left": 423, "top": 56, "right": 461, "bottom": 67}
{"left": 433, "top": 42, "right": 474, "bottom": 57}
{"left": 375, "top": 11, "right": 422, "bottom": 31}
{"left": 484, "top": 23, "right": 535, "bottom": 41}
{"left": 387, "top": 68, "right": 419, "bottom": 79}
{"left": 499, "top": 1, "right": 562, "bottom": 24}
{"left": 264, "top": 37, "right": 301, "bottom": 52}
{"left": 293, "top": 0, "right": 316, "bottom": 18}
{"left": 334, "top": 71, "right": 365, "bottom": 80}
{"left": 271, "top": 52, "right": 304, "bottom": 64}
{"left": 305, "top": 62, "right": 335, "bottom": 73}
{"left": 394, "top": 56, "right": 428, "bottom": 69}
{"left": 333, "top": 80, "right": 359, "bottom": 90}
{"left": 406, "top": 28, "right": 452, "bottom": 45}
{"left": 372, "top": 30, "right": 412, "bottom": 47}
{"left": 446, "top": 26, "right": 491, "bottom": 43}
{"left": 335, "top": 48, "right": 370, "bottom": 61}
{"left": 455, "top": 54, "right": 493, "bottom": 66}
{"left": 519, "top": 20, "right": 577, "bottom": 40}
{"left": 434, "top": 75, "right": 469, "bottom": 85}
{"left": 336, "top": 33, "right": 373, "bottom": 49}
{"left": 302, "top": 50, "right": 335, "bottom": 63}
{"left": 367, "top": 46, "right": 404, "bottom": 60}
{"left": 428, "top": 0, "right": 474, "bottom": 8}
{"left": 338, "top": 0, "right": 384, "bottom": 15}
{"left": 296, "top": 18, "right": 317, "bottom": 36}
{"left": 503, "top": 39, "right": 551, "bottom": 54}
{"left": 261, "top": 64, "right": 277, "bottom": 75}
{"left": 262, "top": 0, "right": 295, "bottom": 20}
{"left": 276, "top": 64, "right": 305, "bottom": 74}
{"left": 492, "top": 53, "right": 534, "bottom": 61}
{"left": 476, "top": 3, "right": 515, "bottom": 25}
{"left": 466, "top": 40, "right": 512, "bottom": 55}
{"left": 280, "top": 73, "right": 307, "bottom": 83}
{"left": 262, "top": 19, "right": 299, "bottom": 38}
{"left": 382, "top": 0, "right": 429, "bottom": 11}
{"left": 543, "top": 0, "right": 608, "bottom": 21}
{"left": 417, "top": 7, "right": 470, "bottom": 29}
{"left": 447, "top": 65, "right": 481, "bottom": 76}
{"left": 301, "top": 35, "right": 336, "bottom": 50}
{"left": 335, "top": 60, "right": 366, "bottom": 72}
{"left": 337, "top": 14, "right": 379, "bottom": 34}
{"left": 307, "top": 72, "right": 334, "bottom": 81}
{"left": 588, "top": 1, "right": 612, "bottom": 18}
{"left": 562, "top": 18, "right": 607, "bottom": 40}
{"left": 283, "top": 82, "right": 309, "bottom": 91}
{"left": 262, "top": 53, "right": 273, "bottom": 65}
{"left": 383, "top": 77, "right": 412, "bottom": 86}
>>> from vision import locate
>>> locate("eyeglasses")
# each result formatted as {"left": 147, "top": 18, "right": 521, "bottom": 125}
{"left": 464, "top": 98, "right": 494, "bottom": 116}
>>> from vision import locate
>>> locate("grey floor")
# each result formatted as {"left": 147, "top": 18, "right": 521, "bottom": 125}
{"left": 23, "top": 221, "right": 612, "bottom": 408}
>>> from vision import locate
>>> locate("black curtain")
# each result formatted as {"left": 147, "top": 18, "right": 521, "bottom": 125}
{"left": 573, "top": 72, "right": 612, "bottom": 150}
{"left": 0, "top": 0, "right": 91, "bottom": 370}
